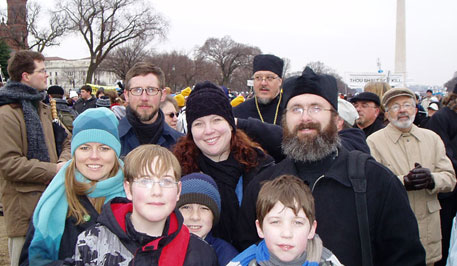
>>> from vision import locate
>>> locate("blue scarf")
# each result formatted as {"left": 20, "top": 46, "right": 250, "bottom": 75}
{"left": 230, "top": 240, "right": 319, "bottom": 266}
{"left": 28, "top": 159, "right": 126, "bottom": 265}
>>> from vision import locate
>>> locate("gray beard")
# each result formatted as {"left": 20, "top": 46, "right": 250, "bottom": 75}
{"left": 257, "top": 96, "right": 273, "bottom": 105}
{"left": 281, "top": 120, "right": 341, "bottom": 162}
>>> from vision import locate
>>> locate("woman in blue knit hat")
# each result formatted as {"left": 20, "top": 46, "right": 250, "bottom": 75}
{"left": 173, "top": 81, "right": 275, "bottom": 250}
{"left": 19, "top": 108, "right": 126, "bottom": 266}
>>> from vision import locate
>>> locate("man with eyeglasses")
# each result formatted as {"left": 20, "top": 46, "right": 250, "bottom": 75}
{"left": 0, "top": 50, "right": 71, "bottom": 265}
{"left": 367, "top": 88, "right": 455, "bottom": 265}
{"left": 349, "top": 91, "right": 384, "bottom": 137}
{"left": 233, "top": 54, "right": 285, "bottom": 125}
{"left": 238, "top": 67, "right": 425, "bottom": 265}
{"left": 73, "top": 85, "right": 97, "bottom": 114}
{"left": 118, "top": 62, "right": 182, "bottom": 157}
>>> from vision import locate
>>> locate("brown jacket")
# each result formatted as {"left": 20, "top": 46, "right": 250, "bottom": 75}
{"left": 367, "top": 123, "right": 456, "bottom": 264}
{"left": 0, "top": 102, "right": 71, "bottom": 237}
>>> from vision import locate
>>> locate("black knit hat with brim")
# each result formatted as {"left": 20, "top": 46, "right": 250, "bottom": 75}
{"left": 185, "top": 81, "right": 236, "bottom": 135}
{"left": 283, "top": 67, "right": 338, "bottom": 111}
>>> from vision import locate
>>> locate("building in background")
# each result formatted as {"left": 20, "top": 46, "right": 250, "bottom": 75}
{"left": 45, "top": 57, "right": 118, "bottom": 93}
{"left": 0, "top": 0, "right": 28, "bottom": 50}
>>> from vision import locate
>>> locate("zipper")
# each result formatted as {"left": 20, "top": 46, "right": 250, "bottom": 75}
{"left": 312, "top": 174, "right": 325, "bottom": 192}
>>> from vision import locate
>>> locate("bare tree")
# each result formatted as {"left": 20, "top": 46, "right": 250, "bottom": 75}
{"left": 198, "top": 36, "right": 261, "bottom": 86}
{"left": 150, "top": 51, "right": 204, "bottom": 92}
{"left": 58, "top": 0, "right": 168, "bottom": 84}
{"left": 27, "top": 2, "right": 68, "bottom": 52}
{"left": 100, "top": 39, "right": 150, "bottom": 81}
{"left": 306, "top": 61, "right": 350, "bottom": 95}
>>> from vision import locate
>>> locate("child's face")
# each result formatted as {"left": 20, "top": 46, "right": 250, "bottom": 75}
{"left": 255, "top": 201, "right": 317, "bottom": 262}
{"left": 179, "top": 203, "right": 214, "bottom": 239}
{"left": 124, "top": 166, "right": 181, "bottom": 233}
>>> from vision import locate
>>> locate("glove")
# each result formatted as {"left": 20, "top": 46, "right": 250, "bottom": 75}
{"left": 404, "top": 163, "right": 434, "bottom": 191}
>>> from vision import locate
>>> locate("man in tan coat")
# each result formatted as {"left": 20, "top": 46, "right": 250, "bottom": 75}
{"left": 367, "top": 88, "right": 455, "bottom": 265}
{"left": 0, "top": 51, "right": 71, "bottom": 265}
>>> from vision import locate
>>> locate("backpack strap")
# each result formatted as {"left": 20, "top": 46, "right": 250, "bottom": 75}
{"left": 347, "top": 151, "right": 373, "bottom": 266}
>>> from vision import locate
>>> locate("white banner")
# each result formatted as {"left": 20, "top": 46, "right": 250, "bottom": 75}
{"left": 346, "top": 72, "right": 404, "bottom": 90}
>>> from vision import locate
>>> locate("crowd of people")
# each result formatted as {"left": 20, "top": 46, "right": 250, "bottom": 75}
{"left": 0, "top": 49, "right": 456, "bottom": 266}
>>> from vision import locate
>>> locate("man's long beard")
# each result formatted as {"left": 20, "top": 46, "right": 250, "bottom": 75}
{"left": 281, "top": 118, "right": 340, "bottom": 162}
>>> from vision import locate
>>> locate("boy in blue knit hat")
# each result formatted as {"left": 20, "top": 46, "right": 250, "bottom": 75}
{"left": 229, "top": 175, "right": 342, "bottom": 266}
{"left": 177, "top": 173, "right": 239, "bottom": 265}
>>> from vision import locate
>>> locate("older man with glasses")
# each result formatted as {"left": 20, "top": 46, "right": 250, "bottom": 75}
{"left": 233, "top": 54, "right": 285, "bottom": 125}
{"left": 367, "top": 88, "right": 456, "bottom": 266}
{"left": 118, "top": 62, "right": 182, "bottom": 157}
{"left": 349, "top": 91, "right": 385, "bottom": 137}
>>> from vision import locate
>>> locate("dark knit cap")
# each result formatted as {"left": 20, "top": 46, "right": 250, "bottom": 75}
{"left": 96, "top": 96, "right": 111, "bottom": 108}
{"left": 186, "top": 81, "right": 236, "bottom": 135}
{"left": 177, "top": 173, "right": 221, "bottom": 225}
{"left": 349, "top": 92, "right": 381, "bottom": 106}
{"left": 283, "top": 67, "right": 338, "bottom": 110}
{"left": 47, "top": 85, "right": 64, "bottom": 96}
{"left": 253, "top": 54, "right": 284, "bottom": 78}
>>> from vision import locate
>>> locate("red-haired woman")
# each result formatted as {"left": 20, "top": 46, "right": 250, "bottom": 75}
{"left": 173, "top": 81, "right": 274, "bottom": 248}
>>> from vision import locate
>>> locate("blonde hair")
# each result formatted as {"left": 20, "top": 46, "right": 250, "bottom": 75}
{"left": 65, "top": 159, "right": 121, "bottom": 224}
{"left": 364, "top": 82, "right": 391, "bottom": 112}
{"left": 124, "top": 144, "right": 182, "bottom": 183}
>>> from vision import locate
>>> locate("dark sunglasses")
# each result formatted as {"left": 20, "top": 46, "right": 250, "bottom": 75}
{"left": 166, "top": 112, "right": 179, "bottom": 118}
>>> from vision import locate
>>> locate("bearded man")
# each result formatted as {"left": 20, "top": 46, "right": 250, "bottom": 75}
{"left": 367, "top": 88, "right": 455, "bottom": 265}
{"left": 118, "top": 62, "right": 182, "bottom": 157}
{"left": 237, "top": 67, "right": 425, "bottom": 266}
{"left": 233, "top": 54, "right": 285, "bottom": 125}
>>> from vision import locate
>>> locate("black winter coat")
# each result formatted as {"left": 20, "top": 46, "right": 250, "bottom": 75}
{"left": 195, "top": 149, "right": 274, "bottom": 248}
{"left": 237, "top": 147, "right": 426, "bottom": 266}
{"left": 72, "top": 197, "right": 218, "bottom": 266}
{"left": 233, "top": 94, "right": 285, "bottom": 125}
{"left": 73, "top": 96, "right": 96, "bottom": 114}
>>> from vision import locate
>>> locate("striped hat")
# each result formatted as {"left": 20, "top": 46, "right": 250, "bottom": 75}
{"left": 177, "top": 173, "right": 221, "bottom": 225}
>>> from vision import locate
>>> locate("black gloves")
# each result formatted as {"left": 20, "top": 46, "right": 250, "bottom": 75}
{"left": 403, "top": 163, "right": 435, "bottom": 191}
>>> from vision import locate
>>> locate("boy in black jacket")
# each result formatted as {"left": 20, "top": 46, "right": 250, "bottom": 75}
{"left": 72, "top": 144, "right": 218, "bottom": 265}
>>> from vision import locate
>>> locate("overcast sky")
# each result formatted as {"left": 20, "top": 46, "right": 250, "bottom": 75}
{"left": 2, "top": 0, "right": 456, "bottom": 87}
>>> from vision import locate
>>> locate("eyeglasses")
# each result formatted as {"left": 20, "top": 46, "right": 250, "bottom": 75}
{"left": 33, "top": 69, "right": 47, "bottom": 74}
{"left": 388, "top": 102, "right": 415, "bottom": 112}
{"left": 253, "top": 75, "right": 279, "bottom": 82}
{"left": 133, "top": 177, "right": 178, "bottom": 189}
{"left": 129, "top": 87, "right": 161, "bottom": 96}
{"left": 287, "top": 105, "right": 333, "bottom": 117}
{"left": 166, "top": 112, "right": 179, "bottom": 119}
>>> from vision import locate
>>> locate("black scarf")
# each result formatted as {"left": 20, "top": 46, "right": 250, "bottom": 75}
{"left": 197, "top": 153, "right": 243, "bottom": 243}
{"left": 126, "top": 106, "right": 164, "bottom": 145}
{"left": 0, "top": 81, "right": 50, "bottom": 162}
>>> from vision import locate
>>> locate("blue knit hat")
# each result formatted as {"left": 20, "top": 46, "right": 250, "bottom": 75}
{"left": 177, "top": 173, "right": 221, "bottom": 225}
{"left": 71, "top": 108, "right": 121, "bottom": 156}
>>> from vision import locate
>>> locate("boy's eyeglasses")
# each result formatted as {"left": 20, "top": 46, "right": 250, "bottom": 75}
{"left": 129, "top": 87, "right": 161, "bottom": 96}
{"left": 166, "top": 112, "right": 179, "bottom": 119}
{"left": 133, "top": 177, "right": 178, "bottom": 188}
